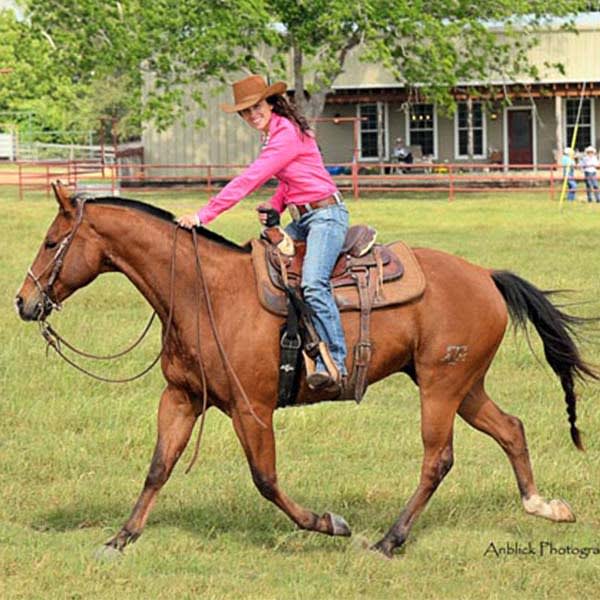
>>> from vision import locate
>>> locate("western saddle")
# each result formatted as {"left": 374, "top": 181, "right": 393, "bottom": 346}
{"left": 260, "top": 224, "right": 404, "bottom": 404}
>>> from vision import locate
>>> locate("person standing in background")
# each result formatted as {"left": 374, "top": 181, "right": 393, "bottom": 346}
{"left": 580, "top": 146, "right": 600, "bottom": 202}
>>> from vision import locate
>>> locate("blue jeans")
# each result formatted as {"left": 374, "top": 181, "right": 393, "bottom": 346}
{"left": 584, "top": 173, "right": 600, "bottom": 202}
{"left": 285, "top": 203, "right": 349, "bottom": 375}
{"left": 563, "top": 170, "right": 576, "bottom": 201}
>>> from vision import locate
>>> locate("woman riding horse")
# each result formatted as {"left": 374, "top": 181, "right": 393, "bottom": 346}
{"left": 178, "top": 74, "right": 348, "bottom": 392}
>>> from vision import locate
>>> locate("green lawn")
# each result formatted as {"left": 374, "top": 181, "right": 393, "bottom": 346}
{"left": 1, "top": 188, "right": 599, "bottom": 599}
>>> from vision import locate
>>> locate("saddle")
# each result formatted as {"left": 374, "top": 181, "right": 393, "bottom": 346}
{"left": 266, "top": 225, "right": 404, "bottom": 291}
{"left": 251, "top": 225, "right": 426, "bottom": 405}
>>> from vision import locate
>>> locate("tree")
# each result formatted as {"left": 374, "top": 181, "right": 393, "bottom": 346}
{"left": 23, "top": 0, "right": 273, "bottom": 134}
{"left": 17, "top": 1, "right": 592, "bottom": 135}
{"left": 0, "top": 5, "right": 142, "bottom": 141}
{"left": 264, "top": 0, "right": 587, "bottom": 120}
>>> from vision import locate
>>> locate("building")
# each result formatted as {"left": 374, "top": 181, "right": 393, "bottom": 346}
{"left": 142, "top": 14, "right": 600, "bottom": 171}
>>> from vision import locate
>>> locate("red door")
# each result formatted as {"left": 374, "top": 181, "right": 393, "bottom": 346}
{"left": 508, "top": 110, "right": 533, "bottom": 165}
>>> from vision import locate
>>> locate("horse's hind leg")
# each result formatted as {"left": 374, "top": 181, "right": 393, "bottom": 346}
{"left": 372, "top": 383, "right": 461, "bottom": 558}
{"left": 231, "top": 406, "right": 351, "bottom": 537}
{"left": 458, "top": 379, "right": 575, "bottom": 522}
{"left": 104, "top": 385, "right": 198, "bottom": 552}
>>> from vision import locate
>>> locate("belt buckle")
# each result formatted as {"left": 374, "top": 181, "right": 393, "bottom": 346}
{"left": 288, "top": 204, "right": 301, "bottom": 221}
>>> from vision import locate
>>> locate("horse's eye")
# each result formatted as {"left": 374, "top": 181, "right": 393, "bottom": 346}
{"left": 45, "top": 240, "right": 58, "bottom": 249}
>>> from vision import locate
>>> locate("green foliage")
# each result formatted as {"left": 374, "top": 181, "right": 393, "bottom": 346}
{"left": 0, "top": 6, "right": 139, "bottom": 141}
{"left": 266, "top": 0, "right": 586, "bottom": 116}
{"left": 1, "top": 2, "right": 592, "bottom": 138}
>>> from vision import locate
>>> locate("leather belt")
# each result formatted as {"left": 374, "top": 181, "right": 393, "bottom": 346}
{"left": 289, "top": 191, "right": 344, "bottom": 220}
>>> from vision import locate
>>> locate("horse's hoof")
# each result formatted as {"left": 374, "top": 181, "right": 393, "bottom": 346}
{"left": 549, "top": 499, "right": 576, "bottom": 522}
{"left": 371, "top": 539, "right": 394, "bottom": 559}
{"left": 523, "top": 494, "right": 576, "bottom": 522}
{"left": 94, "top": 544, "right": 123, "bottom": 563}
{"left": 325, "top": 512, "right": 352, "bottom": 536}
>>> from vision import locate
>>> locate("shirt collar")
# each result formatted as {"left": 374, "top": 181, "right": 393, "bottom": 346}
{"left": 262, "top": 112, "right": 283, "bottom": 146}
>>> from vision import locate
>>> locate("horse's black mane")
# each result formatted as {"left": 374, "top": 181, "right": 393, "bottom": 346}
{"left": 79, "top": 195, "right": 251, "bottom": 253}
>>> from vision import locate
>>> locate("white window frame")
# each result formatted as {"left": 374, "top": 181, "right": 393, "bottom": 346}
{"left": 454, "top": 101, "right": 487, "bottom": 159}
{"left": 405, "top": 103, "right": 438, "bottom": 160}
{"left": 357, "top": 102, "right": 389, "bottom": 161}
{"left": 563, "top": 97, "right": 595, "bottom": 152}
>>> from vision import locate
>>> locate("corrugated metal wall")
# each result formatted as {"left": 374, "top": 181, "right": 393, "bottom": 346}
{"left": 142, "top": 85, "right": 262, "bottom": 173}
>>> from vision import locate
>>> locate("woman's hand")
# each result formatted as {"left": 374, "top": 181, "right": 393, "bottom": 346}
{"left": 177, "top": 213, "right": 200, "bottom": 229}
{"left": 256, "top": 202, "right": 271, "bottom": 226}
{"left": 256, "top": 203, "right": 280, "bottom": 227}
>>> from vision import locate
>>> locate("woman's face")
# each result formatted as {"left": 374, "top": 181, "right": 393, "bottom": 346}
{"left": 239, "top": 99, "right": 272, "bottom": 133}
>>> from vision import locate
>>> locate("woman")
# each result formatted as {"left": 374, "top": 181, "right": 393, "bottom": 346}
{"left": 178, "top": 74, "right": 349, "bottom": 390}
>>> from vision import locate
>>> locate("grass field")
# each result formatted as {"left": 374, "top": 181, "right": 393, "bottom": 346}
{"left": 1, "top": 187, "right": 600, "bottom": 599}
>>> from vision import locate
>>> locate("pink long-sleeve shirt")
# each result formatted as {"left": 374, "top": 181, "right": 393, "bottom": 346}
{"left": 197, "top": 112, "right": 337, "bottom": 225}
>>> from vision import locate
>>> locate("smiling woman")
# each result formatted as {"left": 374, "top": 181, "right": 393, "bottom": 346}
{"left": 177, "top": 73, "right": 350, "bottom": 392}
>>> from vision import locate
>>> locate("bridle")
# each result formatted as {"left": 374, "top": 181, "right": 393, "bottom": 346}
{"left": 27, "top": 196, "right": 89, "bottom": 316}
{"left": 27, "top": 195, "right": 175, "bottom": 383}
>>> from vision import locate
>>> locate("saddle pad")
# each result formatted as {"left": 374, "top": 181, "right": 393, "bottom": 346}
{"left": 251, "top": 239, "right": 426, "bottom": 316}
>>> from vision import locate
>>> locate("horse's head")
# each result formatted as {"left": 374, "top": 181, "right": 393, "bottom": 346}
{"left": 15, "top": 183, "right": 105, "bottom": 321}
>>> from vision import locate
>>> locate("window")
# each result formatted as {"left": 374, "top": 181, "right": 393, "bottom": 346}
{"left": 358, "top": 103, "right": 387, "bottom": 160}
{"left": 408, "top": 104, "right": 435, "bottom": 157}
{"left": 456, "top": 101, "right": 485, "bottom": 157}
{"left": 565, "top": 98, "right": 592, "bottom": 152}
{"left": 359, "top": 104, "right": 378, "bottom": 158}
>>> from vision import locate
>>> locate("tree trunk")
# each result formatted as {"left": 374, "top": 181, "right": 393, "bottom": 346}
{"left": 292, "top": 38, "right": 306, "bottom": 116}
{"left": 291, "top": 36, "right": 361, "bottom": 129}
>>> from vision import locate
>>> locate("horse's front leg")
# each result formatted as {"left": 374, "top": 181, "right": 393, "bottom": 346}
{"left": 104, "top": 384, "right": 198, "bottom": 553}
{"left": 232, "top": 405, "right": 351, "bottom": 537}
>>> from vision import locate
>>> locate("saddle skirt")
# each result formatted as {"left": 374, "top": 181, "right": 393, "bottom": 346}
{"left": 251, "top": 226, "right": 426, "bottom": 316}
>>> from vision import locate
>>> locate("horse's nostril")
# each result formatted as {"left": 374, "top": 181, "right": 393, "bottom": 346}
{"left": 14, "top": 296, "right": 26, "bottom": 319}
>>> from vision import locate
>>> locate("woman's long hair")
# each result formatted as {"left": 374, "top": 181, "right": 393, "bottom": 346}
{"left": 266, "top": 94, "right": 311, "bottom": 135}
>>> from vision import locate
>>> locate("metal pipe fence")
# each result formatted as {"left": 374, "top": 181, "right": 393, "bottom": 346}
{"left": 0, "top": 159, "right": 566, "bottom": 202}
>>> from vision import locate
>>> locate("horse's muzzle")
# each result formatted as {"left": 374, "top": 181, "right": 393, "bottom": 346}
{"left": 14, "top": 293, "right": 51, "bottom": 321}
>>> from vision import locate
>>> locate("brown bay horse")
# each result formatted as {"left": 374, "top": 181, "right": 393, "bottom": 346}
{"left": 15, "top": 184, "right": 597, "bottom": 558}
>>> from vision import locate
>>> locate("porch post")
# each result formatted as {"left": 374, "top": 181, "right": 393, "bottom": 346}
{"left": 555, "top": 95, "right": 563, "bottom": 163}
{"left": 467, "top": 97, "right": 474, "bottom": 161}
{"left": 377, "top": 101, "right": 384, "bottom": 174}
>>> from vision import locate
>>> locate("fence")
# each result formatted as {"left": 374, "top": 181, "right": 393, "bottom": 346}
{"left": 0, "top": 159, "right": 567, "bottom": 201}
{"left": 15, "top": 142, "right": 116, "bottom": 163}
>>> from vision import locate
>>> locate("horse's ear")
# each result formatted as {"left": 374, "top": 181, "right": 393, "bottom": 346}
{"left": 52, "top": 181, "right": 75, "bottom": 215}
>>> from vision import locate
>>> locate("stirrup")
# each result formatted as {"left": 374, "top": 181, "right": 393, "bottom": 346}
{"left": 303, "top": 341, "right": 340, "bottom": 384}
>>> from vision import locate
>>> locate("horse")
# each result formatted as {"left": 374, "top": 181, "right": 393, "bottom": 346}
{"left": 15, "top": 183, "right": 597, "bottom": 559}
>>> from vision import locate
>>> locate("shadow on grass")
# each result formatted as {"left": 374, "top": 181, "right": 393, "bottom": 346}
{"left": 29, "top": 471, "right": 586, "bottom": 556}
{"left": 29, "top": 483, "right": 564, "bottom": 545}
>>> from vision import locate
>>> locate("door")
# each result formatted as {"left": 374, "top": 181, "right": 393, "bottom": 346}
{"left": 508, "top": 110, "right": 533, "bottom": 165}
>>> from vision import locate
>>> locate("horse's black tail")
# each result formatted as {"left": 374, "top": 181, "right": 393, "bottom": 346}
{"left": 491, "top": 270, "right": 599, "bottom": 451}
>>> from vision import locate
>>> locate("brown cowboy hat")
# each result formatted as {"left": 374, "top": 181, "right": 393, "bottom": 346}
{"left": 220, "top": 74, "right": 287, "bottom": 113}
